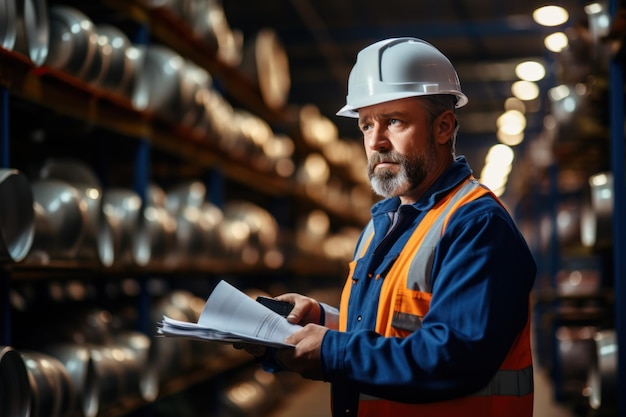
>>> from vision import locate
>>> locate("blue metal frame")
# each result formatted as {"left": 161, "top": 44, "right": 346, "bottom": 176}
{"left": 132, "top": 138, "right": 152, "bottom": 337}
{"left": 206, "top": 168, "right": 225, "bottom": 209}
{"left": 0, "top": 87, "right": 8, "bottom": 169}
{"left": 1, "top": 87, "right": 10, "bottom": 346}
{"left": 0, "top": 270, "right": 9, "bottom": 346}
{"left": 129, "top": 23, "right": 154, "bottom": 341}
{"left": 609, "top": 0, "right": 625, "bottom": 412}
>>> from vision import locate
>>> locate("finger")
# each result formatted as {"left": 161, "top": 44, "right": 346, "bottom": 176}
{"left": 274, "top": 293, "right": 298, "bottom": 303}
{"left": 284, "top": 328, "right": 305, "bottom": 346}
{"left": 286, "top": 311, "right": 298, "bottom": 322}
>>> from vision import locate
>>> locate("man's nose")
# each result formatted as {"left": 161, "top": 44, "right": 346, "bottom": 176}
{"left": 365, "top": 125, "right": 390, "bottom": 152}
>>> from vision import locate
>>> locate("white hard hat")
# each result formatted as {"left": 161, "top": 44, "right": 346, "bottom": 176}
{"left": 336, "top": 37, "right": 468, "bottom": 118}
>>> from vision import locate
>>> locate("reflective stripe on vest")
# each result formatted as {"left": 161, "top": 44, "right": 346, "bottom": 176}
{"left": 358, "top": 364, "right": 534, "bottom": 401}
{"left": 473, "top": 365, "right": 534, "bottom": 396}
{"left": 391, "top": 179, "right": 489, "bottom": 332}
{"left": 407, "top": 178, "right": 487, "bottom": 292}
{"left": 359, "top": 366, "right": 534, "bottom": 400}
{"left": 353, "top": 219, "right": 374, "bottom": 261}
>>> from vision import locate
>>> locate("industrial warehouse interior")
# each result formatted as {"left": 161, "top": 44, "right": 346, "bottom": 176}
{"left": 0, "top": 0, "right": 623, "bottom": 416}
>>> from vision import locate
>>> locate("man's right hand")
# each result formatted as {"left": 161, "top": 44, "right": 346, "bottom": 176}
{"left": 273, "top": 293, "right": 322, "bottom": 325}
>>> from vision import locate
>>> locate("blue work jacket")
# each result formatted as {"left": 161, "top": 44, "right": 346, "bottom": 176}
{"left": 320, "top": 156, "right": 537, "bottom": 415}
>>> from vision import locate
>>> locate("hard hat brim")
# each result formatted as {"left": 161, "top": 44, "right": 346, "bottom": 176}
{"left": 336, "top": 92, "right": 468, "bottom": 118}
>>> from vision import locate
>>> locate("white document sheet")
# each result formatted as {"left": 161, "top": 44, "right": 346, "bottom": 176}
{"left": 157, "top": 280, "right": 301, "bottom": 348}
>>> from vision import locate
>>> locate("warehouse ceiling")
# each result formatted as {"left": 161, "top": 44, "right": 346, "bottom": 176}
{"left": 222, "top": 0, "right": 613, "bottom": 208}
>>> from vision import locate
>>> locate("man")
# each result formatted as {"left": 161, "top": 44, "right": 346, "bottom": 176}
{"left": 243, "top": 37, "right": 536, "bottom": 417}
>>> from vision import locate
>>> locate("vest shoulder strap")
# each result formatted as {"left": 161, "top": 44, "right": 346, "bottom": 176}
{"left": 408, "top": 178, "right": 489, "bottom": 291}
{"left": 353, "top": 219, "right": 374, "bottom": 261}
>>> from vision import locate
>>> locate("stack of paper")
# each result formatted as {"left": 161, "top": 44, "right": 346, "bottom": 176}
{"left": 156, "top": 280, "right": 301, "bottom": 348}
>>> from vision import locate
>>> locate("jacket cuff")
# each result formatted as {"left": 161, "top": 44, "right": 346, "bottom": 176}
{"left": 319, "top": 302, "right": 339, "bottom": 330}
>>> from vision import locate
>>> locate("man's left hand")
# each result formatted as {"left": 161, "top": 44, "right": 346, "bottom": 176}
{"left": 275, "top": 323, "right": 329, "bottom": 380}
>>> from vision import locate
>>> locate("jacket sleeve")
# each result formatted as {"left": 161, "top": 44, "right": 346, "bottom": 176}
{"left": 320, "top": 199, "right": 536, "bottom": 403}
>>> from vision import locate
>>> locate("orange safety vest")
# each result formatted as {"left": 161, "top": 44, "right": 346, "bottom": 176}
{"left": 339, "top": 178, "right": 534, "bottom": 417}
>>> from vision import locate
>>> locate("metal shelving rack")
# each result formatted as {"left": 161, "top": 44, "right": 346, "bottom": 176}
{"left": 0, "top": 2, "right": 357, "bottom": 415}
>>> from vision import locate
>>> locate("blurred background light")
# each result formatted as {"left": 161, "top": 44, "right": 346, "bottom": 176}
{"left": 533, "top": 5, "right": 569, "bottom": 26}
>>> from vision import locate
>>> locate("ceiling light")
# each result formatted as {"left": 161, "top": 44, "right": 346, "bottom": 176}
{"left": 585, "top": 2, "right": 611, "bottom": 40}
{"left": 497, "top": 110, "right": 526, "bottom": 136}
{"left": 563, "top": 96, "right": 577, "bottom": 112}
{"left": 549, "top": 85, "right": 579, "bottom": 121}
{"left": 480, "top": 168, "right": 508, "bottom": 192}
{"left": 549, "top": 84, "right": 571, "bottom": 101}
{"left": 486, "top": 144, "right": 515, "bottom": 167}
{"left": 480, "top": 144, "right": 515, "bottom": 196}
{"left": 515, "top": 61, "right": 546, "bottom": 81}
{"left": 590, "top": 172, "right": 610, "bottom": 187}
{"left": 497, "top": 130, "right": 524, "bottom": 146}
{"left": 544, "top": 32, "right": 569, "bottom": 52}
{"left": 585, "top": 3, "right": 604, "bottom": 15}
{"left": 533, "top": 5, "right": 569, "bottom": 26}
{"left": 504, "top": 97, "right": 526, "bottom": 113}
{"left": 511, "top": 80, "right": 540, "bottom": 101}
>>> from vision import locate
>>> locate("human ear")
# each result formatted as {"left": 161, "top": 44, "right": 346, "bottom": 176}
{"left": 434, "top": 110, "right": 456, "bottom": 145}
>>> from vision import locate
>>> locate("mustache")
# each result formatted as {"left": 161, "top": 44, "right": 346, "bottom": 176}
{"left": 368, "top": 151, "right": 405, "bottom": 167}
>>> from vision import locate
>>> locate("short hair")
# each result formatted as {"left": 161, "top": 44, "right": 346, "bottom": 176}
{"left": 418, "top": 95, "right": 459, "bottom": 154}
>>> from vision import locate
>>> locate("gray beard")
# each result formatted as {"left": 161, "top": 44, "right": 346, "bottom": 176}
{"left": 367, "top": 140, "right": 438, "bottom": 199}
{"left": 370, "top": 165, "right": 412, "bottom": 198}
